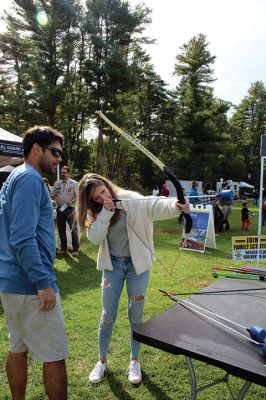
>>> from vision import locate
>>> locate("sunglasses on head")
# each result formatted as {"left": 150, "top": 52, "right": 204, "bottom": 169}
{"left": 40, "top": 145, "right": 63, "bottom": 158}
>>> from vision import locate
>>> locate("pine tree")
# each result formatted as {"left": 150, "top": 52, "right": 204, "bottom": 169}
{"left": 83, "top": 0, "right": 151, "bottom": 177}
{"left": 173, "top": 34, "right": 230, "bottom": 181}
{"left": 230, "top": 81, "right": 266, "bottom": 184}
{"left": 0, "top": 0, "right": 93, "bottom": 167}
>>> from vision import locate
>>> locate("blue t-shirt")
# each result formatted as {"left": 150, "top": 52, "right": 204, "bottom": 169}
{"left": 189, "top": 188, "right": 200, "bottom": 205}
{"left": 0, "top": 164, "right": 58, "bottom": 294}
{"left": 220, "top": 189, "right": 234, "bottom": 205}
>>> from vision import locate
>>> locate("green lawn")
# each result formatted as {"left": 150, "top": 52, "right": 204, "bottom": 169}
{"left": 1, "top": 200, "right": 266, "bottom": 399}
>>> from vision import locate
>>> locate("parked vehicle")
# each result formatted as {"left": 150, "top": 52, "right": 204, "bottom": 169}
{"left": 165, "top": 180, "right": 203, "bottom": 197}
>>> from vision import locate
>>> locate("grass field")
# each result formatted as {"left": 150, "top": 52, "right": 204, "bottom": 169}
{"left": 1, "top": 200, "right": 266, "bottom": 399}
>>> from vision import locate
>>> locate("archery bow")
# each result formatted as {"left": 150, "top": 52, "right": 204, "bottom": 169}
{"left": 97, "top": 111, "right": 192, "bottom": 234}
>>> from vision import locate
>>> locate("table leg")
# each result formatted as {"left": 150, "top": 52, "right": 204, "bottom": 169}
{"left": 185, "top": 356, "right": 246, "bottom": 400}
{"left": 237, "top": 381, "right": 252, "bottom": 400}
{"left": 186, "top": 357, "right": 197, "bottom": 400}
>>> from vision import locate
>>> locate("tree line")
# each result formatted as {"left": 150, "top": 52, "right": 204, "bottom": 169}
{"left": 0, "top": 0, "right": 265, "bottom": 191}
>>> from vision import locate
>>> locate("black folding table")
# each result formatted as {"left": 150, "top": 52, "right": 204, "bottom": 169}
{"left": 133, "top": 279, "right": 266, "bottom": 399}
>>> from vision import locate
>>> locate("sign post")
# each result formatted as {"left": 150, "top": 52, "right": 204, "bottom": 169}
{"left": 231, "top": 135, "right": 266, "bottom": 267}
{"left": 256, "top": 135, "right": 266, "bottom": 267}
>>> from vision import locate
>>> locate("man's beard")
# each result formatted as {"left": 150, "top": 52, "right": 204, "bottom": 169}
{"left": 39, "top": 159, "right": 57, "bottom": 176}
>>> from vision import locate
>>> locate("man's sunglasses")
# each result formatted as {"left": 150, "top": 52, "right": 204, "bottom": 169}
{"left": 40, "top": 145, "right": 63, "bottom": 158}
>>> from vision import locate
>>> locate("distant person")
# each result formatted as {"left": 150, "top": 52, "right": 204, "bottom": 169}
{"left": 152, "top": 186, "right": 159, "bottom": 196}
{"left": 213, "top": 198, "right": 227, "bottom": 233}
{"left": 252, "top": 189, "right": 259, "bottom": 207}
{"left": 77, "top": 173, "right": 189, "bottom": 385}
{"left": 239, "top": 187, "right": 246, "bottom": 200}
{"left": 43, "top": 177, "right": 52, "bottom": 196}
{"left": 241, "top": 200, "right": 250, "bottom": 231}
{"left": 160, "top": 183, "right": 169, "bottom": 197}
{"left": 189, "top": 181, "right": 200, "bottom": 205}
{"left": 0, "top": 126, "right": 69, "bottom": 400}
{"left": 201, "top": 182, "right": 215, "bottom": 207}
{"left": 51, "top": 166, "right": 79, "bottom": 256}
{"left": 220, "top": 182, "right": 234, "bottom": 230}
{"left": 262, "top": 200, "right": 266, "bottom": 226}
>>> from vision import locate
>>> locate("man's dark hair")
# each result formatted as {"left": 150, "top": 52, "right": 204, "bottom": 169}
{"left": 22, "top": 125, "right": 64, "bottom": 158}
{"left": 61, "top": 166, "right": 70, "bottom": 173}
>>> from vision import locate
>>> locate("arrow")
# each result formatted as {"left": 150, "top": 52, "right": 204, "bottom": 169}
{"left": 213, "top": 267, "right": 266, "bottom": 276}
{"left": 159, "top": 290, "right": 266, "bottom": 346}
{"left": 160, "top": 287, "right": 266, "bottom": 296}
{"left": 212, "top": 272, "right": 266, "bottom": 281}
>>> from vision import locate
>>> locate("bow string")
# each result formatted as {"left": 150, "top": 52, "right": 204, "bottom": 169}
{"left": 97, "top": 111, "right": 192, "bottom": 234}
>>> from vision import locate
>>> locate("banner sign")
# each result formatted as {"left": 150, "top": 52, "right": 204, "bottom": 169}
{"left": 232, "top": 236, "right": 266, "bottom": 261}
{"left": 0, "top": 140, "right": 23, "bottom": 158}
{"left": 181, "top": 208, "right": 210, "bottom": 253}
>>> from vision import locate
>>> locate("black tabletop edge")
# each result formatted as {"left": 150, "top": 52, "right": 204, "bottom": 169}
{"left": 133, "top": 329, "right": 266, "bottom": 387}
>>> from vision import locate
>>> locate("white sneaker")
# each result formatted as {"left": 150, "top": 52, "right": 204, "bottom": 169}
{"left": 89, "top": 361, "right": 107, "bottom": 383}
{"left": 127, "top": 360, "right": 142, "bottom": 384}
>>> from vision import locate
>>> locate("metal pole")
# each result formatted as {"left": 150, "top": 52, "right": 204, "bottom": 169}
{"left": 256, "top": 156, "right": 264, "bottom": 268}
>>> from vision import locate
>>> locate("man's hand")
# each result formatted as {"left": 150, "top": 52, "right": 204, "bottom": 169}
{"left": 38, "top": 287, "right": 56, "bottom": 311}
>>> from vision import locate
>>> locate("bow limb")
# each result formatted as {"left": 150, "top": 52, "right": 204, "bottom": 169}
{"left": 97, "top": 111, "right": 192, "bottom": 234}
{"left": 162, "top": 165, "right": 192, "bottom": 234}
{"left": 97, "top": 111, "right": 164, "bottom": 170}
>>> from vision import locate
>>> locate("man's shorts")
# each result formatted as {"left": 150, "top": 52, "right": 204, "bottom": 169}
{"left": 0, "top": 292, "right": 69, "bottom": 362}
{"left": 222, "top": 205, "right": 232, "bottom": 218}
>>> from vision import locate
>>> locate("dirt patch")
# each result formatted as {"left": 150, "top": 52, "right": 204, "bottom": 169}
{"left": 155, "top": 228, "right": 179, "bottom": 234}
{"left": 184, "top": 280, "right": 210, "bottom": 288}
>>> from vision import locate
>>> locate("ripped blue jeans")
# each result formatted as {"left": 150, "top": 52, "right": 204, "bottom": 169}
{"left": 98, "top": 255, "right": 150, "bottom": 360}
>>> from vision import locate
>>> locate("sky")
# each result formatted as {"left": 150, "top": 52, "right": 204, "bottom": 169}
{"left": 0, "top": 0, "right": 265, "bottom": 105}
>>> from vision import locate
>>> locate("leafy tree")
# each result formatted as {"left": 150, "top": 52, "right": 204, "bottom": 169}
{"left": 0, "top": 12, "right": 34, "bottom": 134}
{"left": 173, "top": 34, "right": 230, "bottom": 182}
{"left": 132, "top": 58, "right": 178, "bottom": 189}
{"left": 83, "top": 0, "right": 151, "bottom": 177}
{"left": 230, "top": 81, "right": 266, "bottom": 185}
{"left": 0, "top": 0, "right": 92, "bottom": 167}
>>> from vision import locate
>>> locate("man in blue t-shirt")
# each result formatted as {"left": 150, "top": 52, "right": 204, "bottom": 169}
{"left": 0, "top": 126, "right": 69, "bottom": 399}
{"left": 189, "top": 181, "right": 200, "bottom": 205}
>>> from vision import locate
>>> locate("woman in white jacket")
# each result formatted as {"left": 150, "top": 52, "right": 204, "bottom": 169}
{"left": 77, "top": 173, "right": 189, "bottom": 385}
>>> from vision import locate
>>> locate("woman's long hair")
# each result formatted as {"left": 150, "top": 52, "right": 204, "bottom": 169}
{"left": 77, "top": 173, "right": 129, "bottom": 228}
{"left": 203, "top": 182, "right": 212, "bottom": 194}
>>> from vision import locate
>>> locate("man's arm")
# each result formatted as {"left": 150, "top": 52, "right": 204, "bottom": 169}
{"left": 10, "top": 175, "right": 51, "bottom": 291}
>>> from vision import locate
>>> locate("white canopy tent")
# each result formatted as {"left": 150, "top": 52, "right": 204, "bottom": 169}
{"left": 0, "top": 165, "right": 15, "bottom": 173}
{"left": 239, "top": 181, "right": 254, "bottom": 189}
{"left": 0, "top": 165, "right": 15, "bottom": 181}
{"left": 0, "top": 127, "right": 24, "bottom": 167}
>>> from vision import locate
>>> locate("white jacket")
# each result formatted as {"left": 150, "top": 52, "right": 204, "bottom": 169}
{"left": 87, "top": 193, "right": 180, "bottom": 275}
